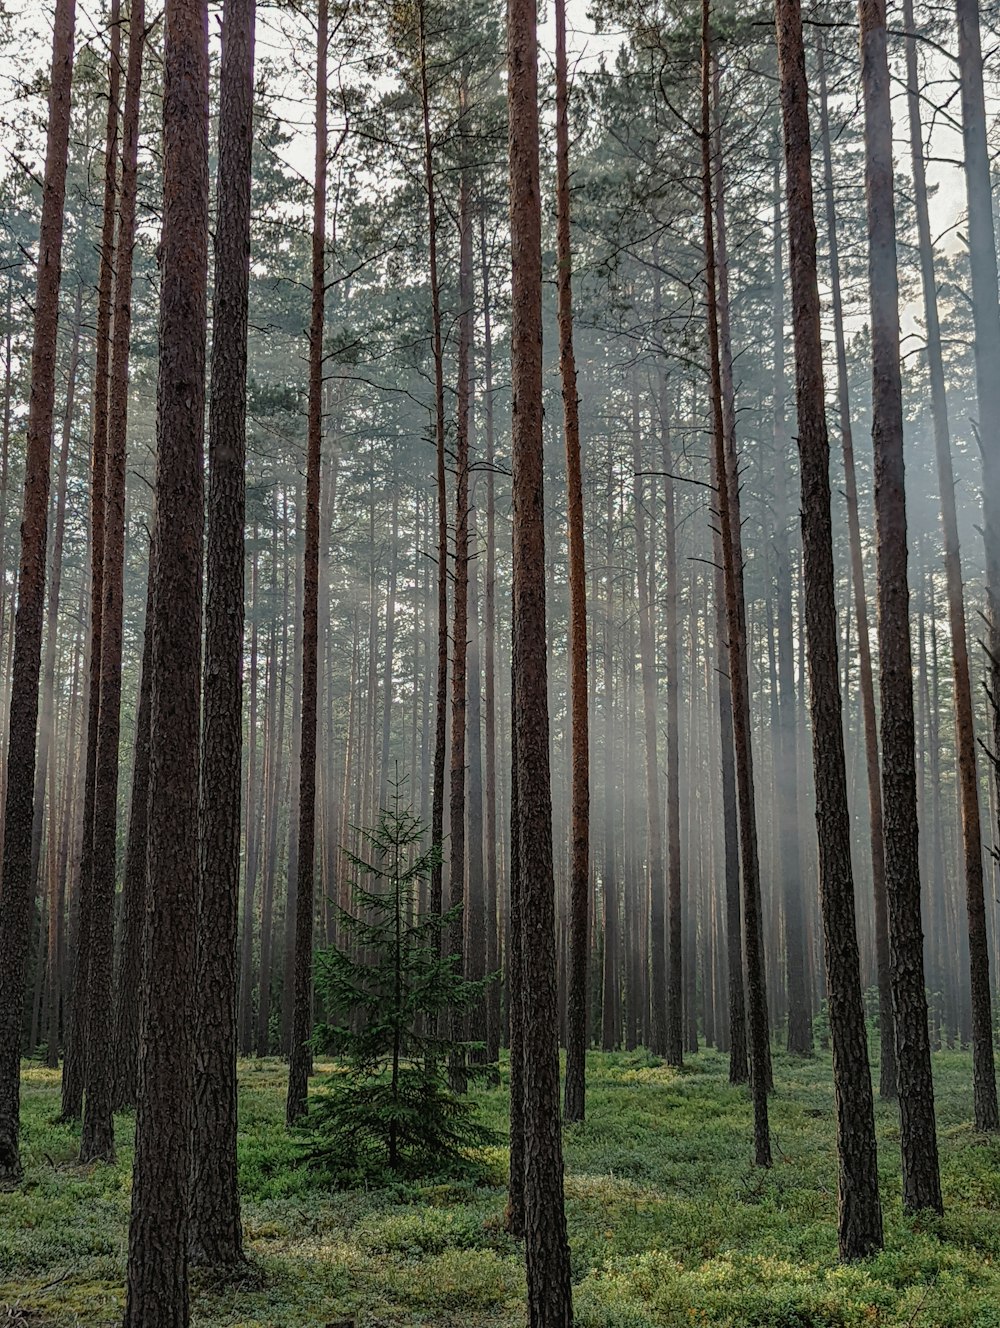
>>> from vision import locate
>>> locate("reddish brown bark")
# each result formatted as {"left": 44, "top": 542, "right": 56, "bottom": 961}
{"left": 191, "top": 0, "right": 255, "bottom": 1263}
{"left": 701, "top": 0, "right": 770, "bottom": 1167}
{"left": 776, "top": 0, "right": 883, "bottom": 1258}
{"left": 859, "top": 0, "right": 942, "bottom": 1215}
{"left": 287, "top": 0, "right": 327, "bottom": 1125}
{"left": 556, "top": 0, "right": 590, "bottom": 1121}
{"left": 122, "top": 0, "right": 209, "bottom": 1319}
{"left": 816, "top": 39, "right": 895, "bottom": 1100}
{"left": 507, "top": 0, "right": 573, "bottom": 1313}
{"left": 0, "top": 0, "right": 76, "bottom": 1180}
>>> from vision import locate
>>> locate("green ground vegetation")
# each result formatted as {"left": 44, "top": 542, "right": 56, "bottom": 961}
{"left": 2, "top": 1048, "right": 1000, "bottom": 1326}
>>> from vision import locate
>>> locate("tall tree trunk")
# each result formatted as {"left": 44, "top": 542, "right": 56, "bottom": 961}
{"left": 507, "top": 0, "right": 573, "bottom": 1315}
{"left": 417, "top": 0, "right": 448, "bottom": 920}
{"left": 113, "top": 552, "right": 152, "bottom": 1111}
{"left": 84, "top": 0, "right": 145, "bottom": 1164}
{"left": 954, "top": 0, "right": 1000, "bottom": 1072}
{"left": 629, "top": 393, "right": 668, "bottom": 1062}
{"left": 556, "top": 0, "right": 590, "bottom": 1122}
{"left": 63, "top": 1, "right": 121, "bottom": 1125}
{"left": 904, "top": 0, "right": 997, "bottom": 1131}
{"left": 768, "top": 152, "right": 812, "bottom": 1057}
{"left": 859, "top": 0, "right": 942, "bottom": 1215}
{"left": 0, "top": 0, "right": 76, "bottom": 1180}
{"left": 480, "top": 207, "right": 501, "bottom": 1073}
{"left": 658, "top": 389, "right": 684, "bottom": 1069}
{"left": 816, "top": 38, "right": 895, "bottom": 1100}
{"left": 287, "top": 0, "right": 327, "bottom": 1125}
{"left": 701, "top": 0, "right": 770, "bottom": 1166}
{"left": 776, "top": 0, "right": 883, "bottom": 1258}
{"left": 601, "top": 458, "right": 620, "bottom": 1052}
{"left": 190, "top": 0, "right": 254, "bottom": 1264}
{"left": 448, "top": 141, "right": 472, "bottom": 1097}
{"left": 122, "top": 0, "right": 209, "bottom": 1320}
{"left": 237, "top": 538, "right": 260, "bottom": 1055}
{"left": 31, "top": 284, "right": 82, "bottom": 910}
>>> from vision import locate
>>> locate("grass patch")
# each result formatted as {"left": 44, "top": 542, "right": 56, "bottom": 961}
{"left": 2, "top": 1049, "right": 1000, "bottom": 1325}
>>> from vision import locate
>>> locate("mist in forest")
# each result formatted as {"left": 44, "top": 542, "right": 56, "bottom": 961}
{"left": 0, "top": 0, "right": 1000, "bottom": 1324}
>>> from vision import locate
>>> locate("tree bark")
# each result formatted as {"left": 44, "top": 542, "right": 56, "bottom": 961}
{"left": 507, "top": 0, "right": 573, "bottom": 1315}
{"left": 63, "top": 0, "right": 120, "bottom": 1126}
{"left": 190, "top": 0, "right": 254, "bottom": 1264}
{"left": 903, "top": 0, "right": 997, "bottom": 1132}
{"left": 701, "top": 0, "right": 769, "bottom": 1166}
{"left": 84, "top": 0, "right": 144, "bottom": 1164}
{"left": 776, "top": 0, "right": 883, "bottom": 1258}
{"left": 954, "top": 0, "right": 1000, "bottom": 1095}
{"left": 287, "top": 0, "right": 327, "bottom": 1125}
{"left": 0, "top": 0, "right": 76, "bottom": 1180}
{"left": 768, "top": 151, "right": 812, "bottom": 1058}
{"left": 859, "top": 0, "right": 942, "bottom": 1215}
{"left": 816, "top": 38, "right": 895, "bottom": 1100}
{"left": 122, "top": 0, "right": 209, "bottom": 1320}
{"left": 417, "top": 0, "right": 448, "bottom": 921}
{"left": 556, "top": 0, "right": 590, "bottom": 1121}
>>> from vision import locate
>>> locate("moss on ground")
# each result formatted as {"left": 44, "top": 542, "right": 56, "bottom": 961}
{"left": 2, "top": 1049, "right": 1000, "bottom": 1325}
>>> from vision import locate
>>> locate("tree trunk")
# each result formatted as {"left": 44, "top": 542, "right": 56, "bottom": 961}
{"left": 701, "top": 0, "right": 770, "bottom": 1166}
{"left": 859, "top": 0, "right": 942, "bottom": 1215}
{"left": 122, "top": 0, "right": 209, "bottom": 1320}
{"left": 479, "top": 206, "right": 501, "bottom": 1073}
{"left": 776, "top": 0, "right": 883, "bottom": 1258}
{"left": 507, "top": 0, "right": 573, "bottom": 1315}
{"left": 815, "top": 38, "right": 895, "bottom": 1100}
{"left": 83, "top": 0, "right": 144, "bottom": 1164}
{"left": 0, "top": 0, "right": 76, "bottom": 1180}
{"left": 556, "top": 0, "right": 590, "bottom": 1122}
{"left": 113, "top": 554, "right": 152, "bottom": 1111}
{"left": 448, "top": 138, "right": 472, "bottom": 1097}
{"left": 904, "top": 0, "right": 997, "bottom": 1131}
{"left": 190, "top": 0, "right": 254, "bottom": 1264}
{"left": 64, "top": 2, "right": 122, "bottom": 1124}
{"left": 954, "top": 0, "right": 1000, "bottom": 1102}
{"left": 658, "top": 388, "right": 685, "bottom": 1069}
{"left": 417, "top": 0, "right": 448, "bottom": 921}
{"left": 768, "top": 151, "right": 812, "bottom": 1057}
{"left": 628, "top": 392, "right": 668, "bottom": 1062}
{"left": 287, "top": 0, "right": 327, "bottom": 1125}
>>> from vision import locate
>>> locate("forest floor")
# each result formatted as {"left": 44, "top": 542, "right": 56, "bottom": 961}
{"left": 2, "top": 1048, "right": 1000, "bottom": 1327}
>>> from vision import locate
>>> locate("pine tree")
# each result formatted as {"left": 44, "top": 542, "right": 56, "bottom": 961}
{"left": 307, "top": 792, "right": 494, "bottom": 1185}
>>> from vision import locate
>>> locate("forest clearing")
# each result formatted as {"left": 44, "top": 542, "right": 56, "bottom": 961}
{"left": 4, "top": 1050, "right": 1000, "bottom": 1328}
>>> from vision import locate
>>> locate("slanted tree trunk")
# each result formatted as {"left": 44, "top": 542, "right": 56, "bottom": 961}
{"left": 816, "top": 38, "right": 895, "bottom": 1100}
{"left": 0, "top": 0, "right": 76, "bottom": 1181}
{"left": 190, "top": 0, "right": 254, "bottom": 1264}
{"left": 507, "top": 0, "right": 573, "bottom": 1315}
{"left": 776, "top": 0, "right": 883, "bottom": 1258}
{"left": 701, "top": 0, "right": 770, "bottom": 1166}
{"left": 954, "top": 0, "right": 1000, "bottom": 1114}
{"left": 122, "top": 0, "right": 209, "bottom": 1320}
{"left": 556, "top": 0, "right": 590, "bottom": 1121}
{"left": 287, "top": 0, "right": 327, "bottom": 1125}
{"left": 859, "top": 0, "right": 942, "bottom": 1215}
